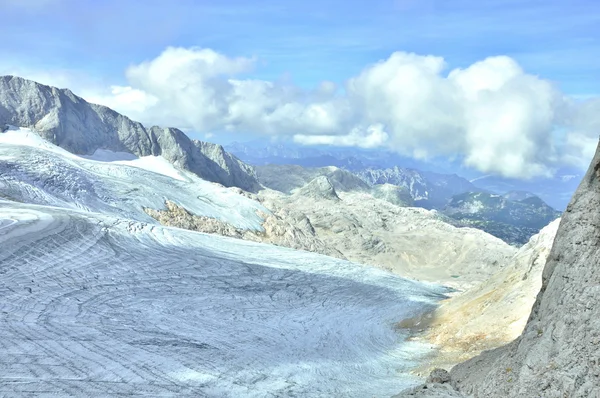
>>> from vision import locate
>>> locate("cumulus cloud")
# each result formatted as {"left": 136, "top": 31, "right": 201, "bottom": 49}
{"left": 294, "top": 124, "right": 389, "bottom": 148}
{"left": 21, "top": 46, "right": 597, "bottom": 179}
{"left": 560, "top": 98, "right": 600, "bottom": 169}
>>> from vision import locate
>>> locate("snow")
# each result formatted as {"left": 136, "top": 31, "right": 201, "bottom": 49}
{"left": 83, "top": 149, "right": 187, "bottom": 181}
{"left": 0, "top": 201, "right": 446, "bottom": 397}
{"left": 0, "top": 127, "right": 266, "bottom": 230}
{"left": 0, "top": 126, "right": 450, "bottom": 396}
{"left": 0, "top": 125, "right": 75, "bottom": 157}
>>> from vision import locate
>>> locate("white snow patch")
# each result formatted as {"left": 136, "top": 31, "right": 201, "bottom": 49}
{"left": 84, "top": 149, "right": 186, "bottom": 181}
{"left": 0, "top": 126, "right": 75, "bottom": 158}
{"left": 0, "top": 127, "right": 267, "bottom": 230}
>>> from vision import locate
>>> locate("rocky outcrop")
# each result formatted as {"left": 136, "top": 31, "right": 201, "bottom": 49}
{"left": 295, "top": 176, "right": 341, "bottom": 201}
{"left": 396, "top": 139, "right": 600, "bottom": 397}
{"left": 255, "top": 164, "right": 371, "bottom": 194}
{"left": 144, "top": 200, "right": 345, "bottom": 259}
{"left": 259, "top": 189, "right": 516, "bottom": 290}
{"left": 0, "top": 75, "right": 259, "bottom": 192}
{"left": 372, "top": 184, "right": 414, "bottom": 207}
{"left": 443, "top": 192, "right": 561, "bottom": 245}
{"left": 448, "top": 141, "right": 600, "bottom": 397}
{"left": 357, "top": 167, "right": 480, "bottom": 209}
{"left": 412, "top": 219, "right": 559, "bottom": 372}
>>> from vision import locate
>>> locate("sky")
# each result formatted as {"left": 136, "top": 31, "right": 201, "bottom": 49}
{"left": 1, "top": 0, "right": 599, "bottom": 179}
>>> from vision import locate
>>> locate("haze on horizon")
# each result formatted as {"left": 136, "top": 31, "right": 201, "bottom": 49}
{"left": 1, "top": 0, "right": 598, "bottom": 180}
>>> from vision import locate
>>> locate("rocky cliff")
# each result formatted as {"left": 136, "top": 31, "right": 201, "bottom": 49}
{"left": 398, "top": 139, "right": 600, "bottom": 397}
{"left": 0, "top": 75, "right": 259, "bottom": 192}
{"left": 414, "top": 219, "right": 559, "bottom": 371}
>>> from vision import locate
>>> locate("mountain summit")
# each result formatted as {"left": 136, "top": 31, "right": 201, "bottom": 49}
{"left": 0, "top": 75, "right": 259, "bottom": 192}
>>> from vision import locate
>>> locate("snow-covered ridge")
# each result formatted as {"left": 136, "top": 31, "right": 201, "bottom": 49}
{"left": 0, "top": 75, "right": 260, "bottom": 192}
{"left": 0, "top": 126, "right": 266, "bottom": 230}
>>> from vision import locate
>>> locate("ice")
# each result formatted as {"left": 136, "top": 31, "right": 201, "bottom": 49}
{"left": 0, "top": 128, "right": 266, "bottom": 230}
{"left": 83, "top": 149, "right": 187, "bottom": 181}
{"left": 0, "top": 126, "right": 449, "bottom": 396}
{"left": 0, "top": 202, "right": 446, "bottom": 397}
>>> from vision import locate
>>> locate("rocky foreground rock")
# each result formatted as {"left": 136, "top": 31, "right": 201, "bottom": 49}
{"left": 0, "top": 75, "right": 259, "bottom": 192}
{"left": 411, "top": 219, "right": 560, "bottom": 372}
{"left": 396, "top": 140, "right": 600, "bottom": 397}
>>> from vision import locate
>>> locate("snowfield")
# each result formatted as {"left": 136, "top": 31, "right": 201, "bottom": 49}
{"left": 0, "top": 127, "right": 266, "bottom": 230}
{"left": 0, "top": 202, "right": 446, "bottom": 397}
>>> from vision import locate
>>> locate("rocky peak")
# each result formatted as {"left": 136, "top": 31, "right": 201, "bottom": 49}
{"left": 0, "top": 75, "right": 259, "bottom": 192}
{"left": 401, "top": 139, "right": 600, "bottom": 397}
{"left": 295, "top": 176, "right": 340, "bottom": 201}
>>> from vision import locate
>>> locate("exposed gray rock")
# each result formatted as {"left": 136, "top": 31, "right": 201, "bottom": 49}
{"left": 399, "top": 139, "right": 600, "bottom": 398}
{"left": 0, "top": 75, "right": 259, "bottom": 192}
{"left": 357, "top": 167, "right": 480, "bottom": 209}
{"left": 427, "top": 369, "right": 451, "bottom": 384}
{"left": 442, "top": 192, "right": 561, "bottom": 245}
{"left": 294, "top": 176, "right": 341, "bottom": 201}
{"left": 372, "top": 183, "right": 414, "bottom": 207}
{"left": 415, "top": 219, "right": 560, "bottom": 373}
{"left": 259, "top": 189, "right": 516, "bottom": 290}
{"left": 256, "top": 164, "right": 370, "bottom": 194}
{"left": 144, "top": 200, "right": 345, "bottom": 259}
{"left": 447, "top": 140, "right": 600, "bottom": 397}
{"left": 394, "top": 383, "right": 466, "bottom": 398}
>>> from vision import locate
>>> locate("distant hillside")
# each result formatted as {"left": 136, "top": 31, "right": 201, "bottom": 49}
{"left": 442, "top": 192, "right": 561, "bottom": 245}
{"left": 356, "top": 167, "right": 482, "bottom": 209}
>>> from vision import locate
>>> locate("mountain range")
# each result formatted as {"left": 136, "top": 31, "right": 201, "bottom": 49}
{"left": 2, "top": 76, "right": 597, "bottom": 397}
{"left": 226, "top": 140, "right": 582, "bottom": 210}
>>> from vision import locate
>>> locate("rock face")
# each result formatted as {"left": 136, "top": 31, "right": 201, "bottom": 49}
{"left": 397, "top": 140, "right": 600, "bottom": 397}
{"left": 448, "top": 141, "right": 600, "bottom": 397}
{"left": 0, "top": 75, "right": 259, "bottom": 192}
{"left": 258, "top": 188, "right": 516, "bottom": 290}
{"left": 371, "top": 184, "right": 414, "bottom": 207}
{"left": 144, "top": 200, "right": 345, "bottom": 260}
{"left": 295, "top": 176, "right": 341, "bottom": 201}
{"left": 255, "top": 164, "right": 371, "bottom": 194}
{"left": 417, "top": 219, "right": 560, "bottom": 370}
{"left": 256, "top": 164, "right": 414, "bottom": 207}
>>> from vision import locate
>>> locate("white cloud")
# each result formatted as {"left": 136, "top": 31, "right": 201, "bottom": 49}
{"left": 560, "top": 97, "right": 600, "bottom": 169}
{"left": 294, "top": 124, "right": 389, "bottom": 148}
{"left": 7, "top": 47, "right": 598, "bottom": 179}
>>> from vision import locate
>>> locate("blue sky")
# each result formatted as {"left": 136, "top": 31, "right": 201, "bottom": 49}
{"left": 2, "top": 0, "right": 598, "bottom": 94}
{"left": 1, "top": 0, "right": 599, "bottom": 179}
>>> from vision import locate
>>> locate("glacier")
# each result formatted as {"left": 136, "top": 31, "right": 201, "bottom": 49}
{"left": 0, "top": 126, "right": 266, "bottom": 230}
{"left": 0, "top": 126, "right": 448, "bottom": 397}
{"left": 0, "top": 202, "right": 445, "bottom": 397}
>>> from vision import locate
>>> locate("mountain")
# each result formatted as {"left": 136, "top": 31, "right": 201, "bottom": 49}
{"left": 357, "top": 167, "right": 483, "bottom": 209}
{"left": 228, "top": 139, "right": 582, "bottom": 212}
{"left": 0, "top": 75, "right": 259, "bottom": 192}
{"left": 442, "top": 192, "right": 561, "bottom": 245}
{"left": 0, "top": 201, "right": 447, "bottom": 397}
{"left": 257, "top": 187, "right": 516, "bottom": 290}
{"left": 471, "top": 170, "right": 583, "bottom": 210}
{"left": 257, "top": 163, "right": 558, "bottom": 245}
{"left": 0, "top": 78, "right": 457, "bottom": 396}
{"left": 225, "top": 140, "right": 478, "bottom": 176}
{"left": 398, "top": 142, "right": 600, "bottom": 397}
{"left": 445, "top": 141, "right": 600, "bottom": 397}
{"left": 255, "top": 164, "right": 371, "bottom": 194}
